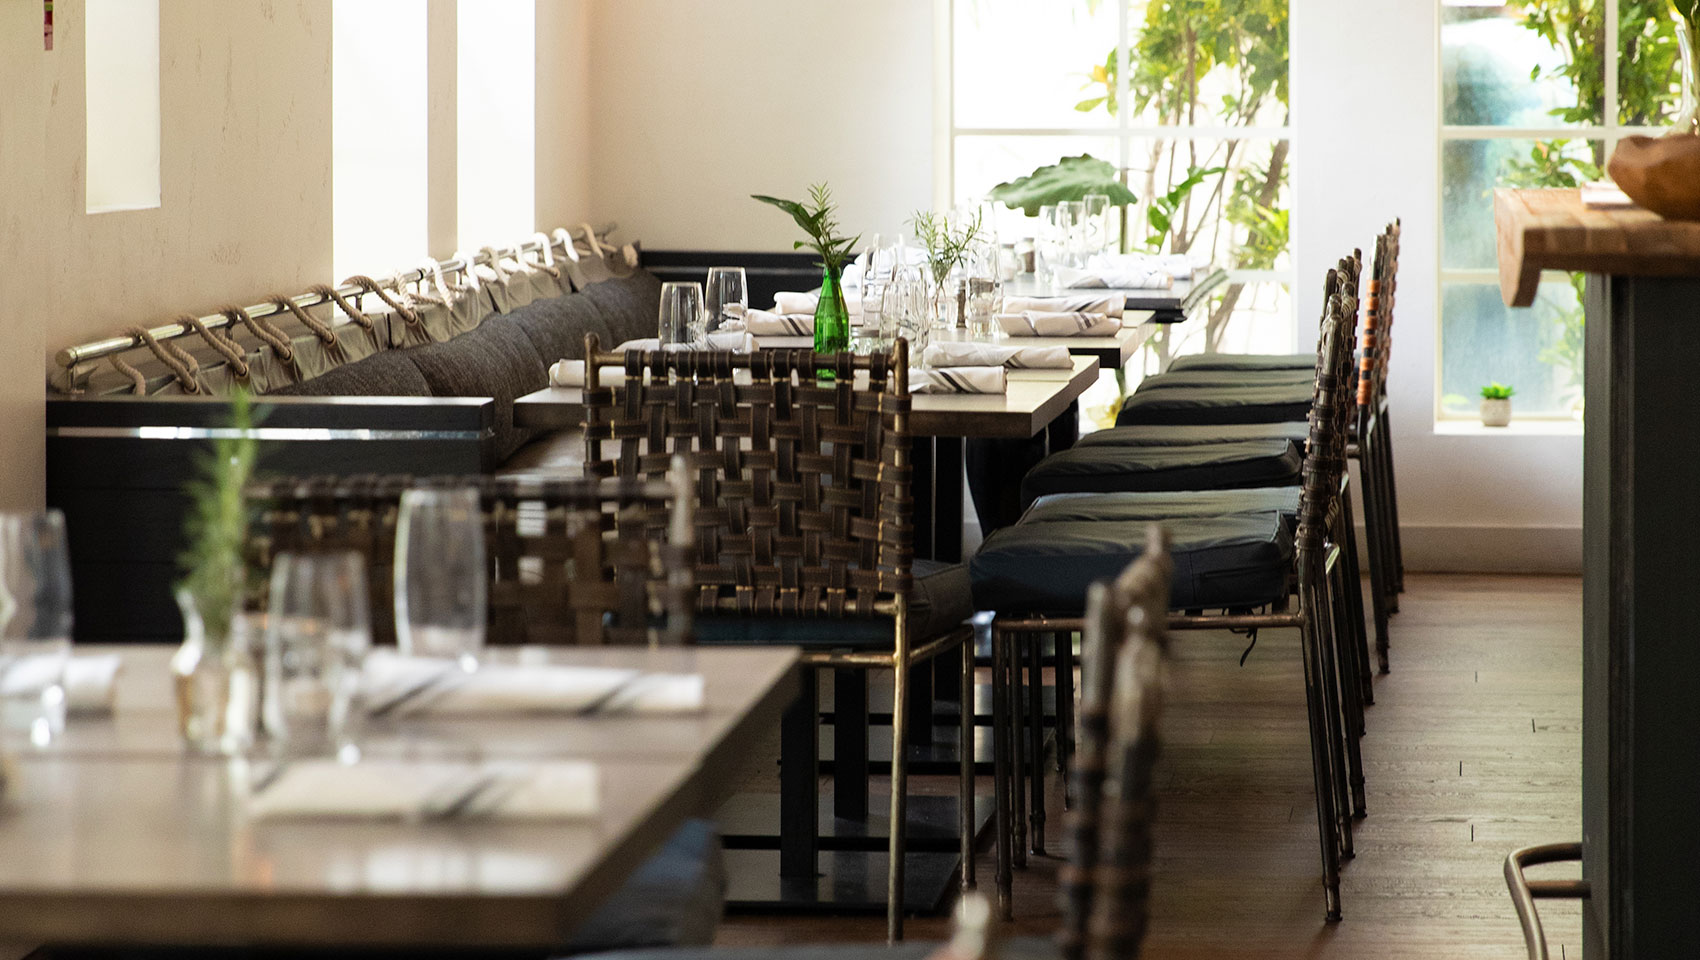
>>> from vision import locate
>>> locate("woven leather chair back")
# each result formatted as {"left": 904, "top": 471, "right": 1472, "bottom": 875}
{"left": 1358, "top": 224, "right": 1400, "bottom": 409}
{"left": 1059, "top": 526, "right": 1170, "bottom": 960}
{"left": 247, "top": 473, "right": 692, "bottom": 646}
{"left": 581, "top": 336, "right": 915, "bottom": 621}
{"left": 1296, "top": 274, "right": 1360, "bottom": 561}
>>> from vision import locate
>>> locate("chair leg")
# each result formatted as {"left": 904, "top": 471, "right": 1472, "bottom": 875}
{"left": 1011, "top": 633, "right": 1028, "bottom": 869}
{"left": 887, "top": 656, "right": 910, "bottom": 942}
{"left": 1337, "top": 483, "right": 1374, "bottom": 707}
{"left": 1306, "top": 579, "right": 1354, "bottom": 862}
{"left": 1296, "top": 603, "right": 1344, "bottom": 922}
{"left": 1027, "top": 635, "right": 1046, "bottom": 857}
{"left": 960, "top": 635, "right": 976, "bottom": 893}
{"left": 1359, "top": 434, "right": 1394, "bottom": 674}
{"left": 991, "top": 625, "right": 1013, "bottom": 919}
{"left": 1056, "top": 630, "right": 1076, "bottom": 809}
{"left": 1381, "top": 403, "right": 1407, "bottom": 595}
{"left": 1326, "top": 562, "right": 1368, "bottom": 818}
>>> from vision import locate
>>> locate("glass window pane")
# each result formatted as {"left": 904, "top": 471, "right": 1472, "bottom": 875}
{"left": 953, "top": 0, "right": 1117, "bottom": 130}
{"left": 1124, "top": 137, "right": 1290, "bottom": 271}
{"left": 954, "top": 135, "right": 1119, "bottom": 242}
{"left": 1121, "top": 0, "right": 1289, "bottom": 129}
{"left": 1619, "top": 0, "right": 1685, "bottom": 126}
{"left": 333, "top": 0, "right": 428, "bottom": 278}
{"left": 1442, "top": 1, "right": 1602, "bottom": 127}
{"left": 1443, "top": 139, "right": 1601, "bottom": 270}
{"left": 86, "top": 0, "right": 160, "bottom": 213}
{"left": 1440, "top": 279, "right": 1585, "bottom": 419}
{"left": 458, "top": 0, "right": 536, "bottom": 251}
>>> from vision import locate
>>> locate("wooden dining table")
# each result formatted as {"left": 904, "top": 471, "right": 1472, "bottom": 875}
{"left": 0, "top": 644, "right": 799, "bottom": 951}
{"left": 1002, "top": 270, "right": 1227, "bottom": 324}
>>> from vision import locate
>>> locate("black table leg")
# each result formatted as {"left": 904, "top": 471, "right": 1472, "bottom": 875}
{"left": 780, "top": 667, "right": 820, "bottom": 878}
{"left": 934, "top": 437, "right": 964, "bottom": 563}
{"left": 912, "top": 438, "right": 936, "bottom": 560}
{"left": 833, "top": 668, "right": 868, "bottom": 822}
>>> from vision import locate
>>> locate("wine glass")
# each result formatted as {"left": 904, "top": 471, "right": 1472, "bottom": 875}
{"left": 0, "top": 510, "right": 72, "bottom": 746}
{"left": 704, "top": 267, "right": 748, "bottom": 335}
{"left": 394, "top": 488, "right": 486, "bottom": 669}
{"left": 1082, "top": 193, "right": 1111, "bottom": 257}
{"left": 263, "top": 550, "right": 372, "bottom": 756}
{"left": 658, "top": 281, "right": 704, "bottom": 348}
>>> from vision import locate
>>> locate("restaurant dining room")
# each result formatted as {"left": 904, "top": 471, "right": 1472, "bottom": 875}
{"left": 9, "top": 0, "right": 1700, "bottom": 957}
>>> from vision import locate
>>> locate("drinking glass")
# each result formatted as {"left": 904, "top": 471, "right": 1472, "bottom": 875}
{"left": 704, "top": 267, "right": 748, "bottom": 335}
{"left": 1058, "top": 200, "right": 1089, "bottom": 270}
{"left": 964, "top": 246, "right": 1006, "bottom": 341}
{"left": 0, "top": 510, "right": 72, "bottom": 746}
{"left": 888, "top": 265, "right": 932, "bottom": 362}
{"left": 395, "top": 488, "right": 486, "bottom": 669}
{"left": 657, "top": 281, "right": 704, "bottom": 347}
{"left": 263, "top": 550, "right": 371, "bottom": 756}
{"left": 1036, "top": 204, "right": 1062, "bottom": 283}
{"left": 1082, "top": 193, "right": 1111, "bottom": 256}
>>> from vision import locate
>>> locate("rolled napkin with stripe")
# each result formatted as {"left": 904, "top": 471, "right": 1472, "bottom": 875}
{"left": 908, "top": 366, "right": 1008, "bottom": 395}
{"left": 735, "top": 309, "right": 816, "bottom": 336}
{"left": 921, "top": 342, "right": 1073, "bottom": 370}
{"left": 996, "top": 311, "right": 1122, "bottom": 338}
{"left": 1001, "top": 294, "right": 1124, "bottom": 319}
{"left": 245, "top": 759, "right": 600, "bottom": 821}
{"left": 612, "top": 330, "right": 756, "bottom": 353}
{"left": 363, "top": 651, "right": 705, "bottom": 717}
{"left": 1053, "top": 264, "right": 1174, "bottom": 290}
{"left": 0, "top": 654, "right": 122, "bottom": 715}
{"left": 772, "top": 291, "right": 861, "bottom": 317}
{"left": 1088, "top": 251, "right": 1204, "bottom": 280}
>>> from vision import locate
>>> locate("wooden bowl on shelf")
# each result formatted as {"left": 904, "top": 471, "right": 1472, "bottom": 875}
{"left": 1608, "top": 135, "right": 1700, "bottom": 221}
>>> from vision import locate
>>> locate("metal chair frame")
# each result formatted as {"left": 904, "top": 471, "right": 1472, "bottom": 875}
{"left": 578, "top": 335, "right": 973, "bottom": 942}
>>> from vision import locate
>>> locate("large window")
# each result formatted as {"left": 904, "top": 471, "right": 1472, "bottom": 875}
{"left": 1438, "top": 1, "right": 1683, "bottom": 420}
{"left": 950, "top": 0, "right": 1293, "bottom": 375}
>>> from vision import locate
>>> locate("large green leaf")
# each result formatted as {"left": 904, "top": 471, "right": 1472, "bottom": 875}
{"left": 987, "top": 154, "right": 1139, "bottom": 217}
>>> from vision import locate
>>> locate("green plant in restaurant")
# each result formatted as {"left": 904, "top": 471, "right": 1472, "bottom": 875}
{"left": 1481, "top": 382, "right": 1516, "bottom": 400}
{"left": 911, "top": 208, "right": 985, "bottom": 290}
{"left": 177, "top": 387, "right": 258, "bottom": 646}
{"left": 752, "top": 182, "right": 861, "bottom": 356}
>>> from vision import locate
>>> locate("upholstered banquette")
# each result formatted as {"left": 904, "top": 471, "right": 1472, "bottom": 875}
{"left": 47, "top": 270, "right": 662, "bottom": 643}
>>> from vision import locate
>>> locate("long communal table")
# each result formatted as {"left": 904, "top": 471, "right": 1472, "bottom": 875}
{"left": 0, "top": 644, "right": 799, "bottom": 951}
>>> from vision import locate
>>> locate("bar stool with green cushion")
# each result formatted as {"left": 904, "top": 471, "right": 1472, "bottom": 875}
{"left": 971, "top": 285, "right": 1366, "bottom": 924}
{"left": 579, "top": 338, "right": 975, "bottom": 943}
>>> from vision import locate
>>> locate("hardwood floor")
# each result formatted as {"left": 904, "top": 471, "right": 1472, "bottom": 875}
{"left": 714, "top": 574, "right": 1584, "bottom": 958}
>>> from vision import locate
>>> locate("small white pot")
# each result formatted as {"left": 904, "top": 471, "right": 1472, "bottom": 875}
{"left": 1480, "top": 397, "right": 1512, "bottom": 427}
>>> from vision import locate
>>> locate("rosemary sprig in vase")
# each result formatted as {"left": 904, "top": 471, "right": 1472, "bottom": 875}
{"left": 752, "top": 183, "right": 861, "bottom": 360}
{"left": 911, "top": 208, "right": 985, "bottom": 330}
{"left": 170, "top": 388, "right": 261, "bottom": 753}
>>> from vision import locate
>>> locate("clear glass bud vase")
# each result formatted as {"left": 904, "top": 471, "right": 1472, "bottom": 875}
{"left": 171, "top": 589, "right": 259, "bottom": 755}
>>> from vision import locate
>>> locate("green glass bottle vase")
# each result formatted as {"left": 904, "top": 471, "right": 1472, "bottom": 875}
{"left": 813, "top": 264, "right": 851, "bottom": 372}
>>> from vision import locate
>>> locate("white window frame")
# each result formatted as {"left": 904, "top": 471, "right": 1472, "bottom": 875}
{"left": 943, "top": 0, "right": 1296, "bottom": 354}
{"left": 1433, "top": 1, "right": 1656, "bottom": 423}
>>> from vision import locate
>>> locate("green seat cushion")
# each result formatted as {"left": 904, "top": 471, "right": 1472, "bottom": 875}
{"left": 1116, "top": 383, "right": 1312, "bottom": 426}
{"left": 1136, "top": 368, "right": 1313, "bottom": 391}
{"left": 1076, "top": 421, "right": 1310, "bottom": 448}
{"left": 1023, "top": 486, "right": 1302, "bottom": 524}
{"left": 693, "top": 560, "right": 971, "bottom": 648}
{"left": 971, "top": 511, "right": 1292, "bottom": 616}
{"left": 1020, "top": 439, "right": 1301, "bottom": 505}
{"left": 1167, "top": 351, "right": 1314, "bottom": 372}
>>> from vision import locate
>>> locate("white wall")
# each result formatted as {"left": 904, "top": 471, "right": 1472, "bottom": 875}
{"left": 1293, "top": 0, "right": 1581, "bottom": 572}
{"left": 584, "top": 0, "right": 935, "bottom": 250}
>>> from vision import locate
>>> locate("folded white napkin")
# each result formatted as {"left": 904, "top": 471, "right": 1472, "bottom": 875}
{"left": 1001, "top": 295, "right": 1124, "bottom": 319}
{"left": 364, "top": 651, "right": 705, "bottom": 717}
{"left": 547, "top": 361, "right": 631, "bottom": 388}
{"left": 921, "top": 342, "right": 1074, "bottom": 370}
{"left": 0, "top": 654, "right": 120, "bottom": 714}
{"left": 612, "top": 331, "right": 756, "bottom": 353}
{"left": 246, "top": 759, "right": 599, "bottom": 821}
{"left": 1054, "top": 265, "right": 1175, "bottom": 290}
{"left": 772, "top": 291, "right": 861, "bottom": 317}
{"left": 735, "top": 309, "right": 815, "bottom": 336}
{"left": 997, "top": 311, "right": 1122, "bottom": 338}
{"left": 908, "top": 366, "right": 1008, "bottom": 394}
{"left": 1087, "top": 251, "right": 1205, "bottom": 280}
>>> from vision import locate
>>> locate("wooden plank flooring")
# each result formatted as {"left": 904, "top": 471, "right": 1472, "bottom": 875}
{"left": 715, "top": 574, "right": 1583, "bottom": 958}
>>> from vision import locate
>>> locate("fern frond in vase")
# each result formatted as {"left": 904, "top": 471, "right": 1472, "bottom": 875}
{"left": 177, "top": 387, "right": 259, "bottom": 647}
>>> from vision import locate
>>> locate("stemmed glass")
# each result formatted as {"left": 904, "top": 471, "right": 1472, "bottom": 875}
{"left": 263, "top": 550, "right": 372, "bottom": 757}
{"left": 0, "top": 510, "right": 72, "bottom": 746}
{"left": 704, "top": 267, "right": 748, "bottom": 336}
{"left": 394, "top": 488, "right": 486, "bottom": 670}
{"left": 657, "top": 281, "right": 704, "bottom": 348}
{"left": 1083, "top": 193, "right": 1111, "bottom": 257}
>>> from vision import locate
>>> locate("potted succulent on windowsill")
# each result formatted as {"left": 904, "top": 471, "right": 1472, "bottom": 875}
{"left": 1480, "top": 382, "right": 1515, "bottom": 427}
